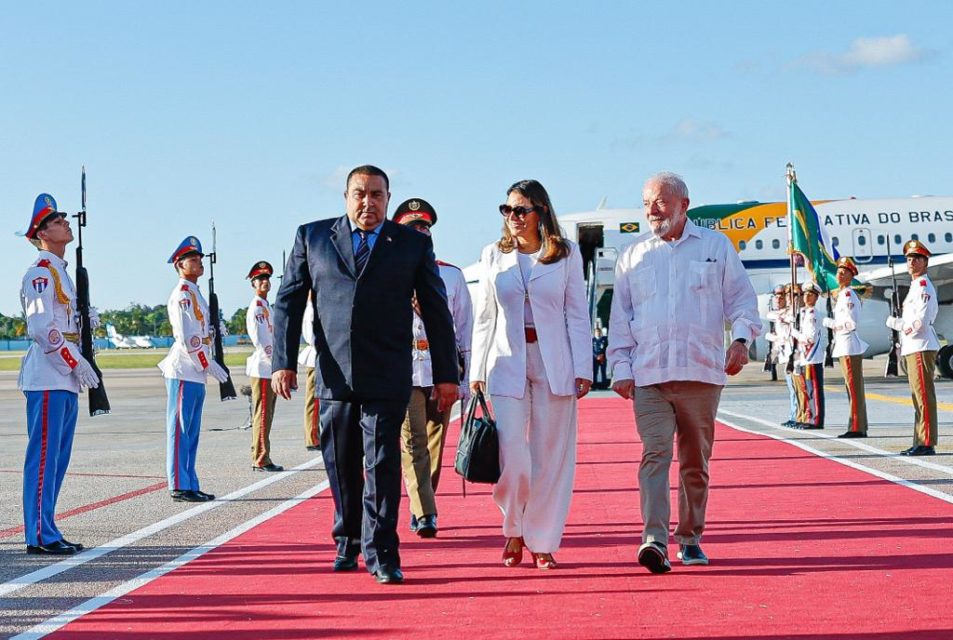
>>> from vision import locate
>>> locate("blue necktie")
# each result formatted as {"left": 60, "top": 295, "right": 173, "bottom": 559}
{"left": 354, "top": 230, "right": 370, "bottom": 274}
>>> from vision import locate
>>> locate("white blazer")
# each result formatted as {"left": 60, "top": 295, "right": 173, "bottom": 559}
{"left": 470, "top": 240, "right": 592, "bottom": 399}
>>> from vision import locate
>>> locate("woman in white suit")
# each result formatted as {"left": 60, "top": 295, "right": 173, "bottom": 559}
{"left": 470, "top": 179, "right": 592, "bottom": 570}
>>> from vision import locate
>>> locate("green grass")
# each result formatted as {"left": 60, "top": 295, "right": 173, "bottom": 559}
{"left": 0, "top": 349, "right": 252, "bottom": 371}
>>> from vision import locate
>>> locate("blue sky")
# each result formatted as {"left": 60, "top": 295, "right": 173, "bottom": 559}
{"left": 2, "top": 0, "right": 950, "bottom": 317}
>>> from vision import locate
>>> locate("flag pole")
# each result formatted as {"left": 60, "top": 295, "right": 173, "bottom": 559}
{"left": 785, "top": 163, "right": 800, "bottom": 374}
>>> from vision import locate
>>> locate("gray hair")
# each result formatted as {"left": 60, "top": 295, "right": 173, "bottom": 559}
{"left": 645, "top": 172, "right": 689, "bottom": 200}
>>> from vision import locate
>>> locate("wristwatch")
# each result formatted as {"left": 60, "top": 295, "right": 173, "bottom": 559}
{"left": 734, "top": 338, "right": 748, "bottom": 345}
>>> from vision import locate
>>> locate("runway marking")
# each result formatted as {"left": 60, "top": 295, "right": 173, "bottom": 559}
{"left": 720, "top": 408, "right": 953, "bottom": 477}
{"left": 12, "top": 480, "right": 331, "bottom": 640}
{"left": 0, "top": 481, "right": 167, "bottom": 540}
{"left": 0, "top": 456, "right": 323, "bottom": 598}
{"left": 823, "top": 385, "right": 953, "bottom": 412}
{"left": 0, "top": 469, "right": 165, "bottom": 479}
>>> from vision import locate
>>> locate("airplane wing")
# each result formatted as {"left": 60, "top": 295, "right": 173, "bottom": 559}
{"left": 860, "top": 252, "right": 953, "bottom": 305}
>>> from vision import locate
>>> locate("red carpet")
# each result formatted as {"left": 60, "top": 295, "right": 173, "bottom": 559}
{"left": 51, "top": 398, "right": 953, "bottom": 639}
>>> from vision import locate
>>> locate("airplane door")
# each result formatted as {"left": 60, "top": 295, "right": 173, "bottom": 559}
{"left": 852, "top": 228, "right": 873, "bottom": 263}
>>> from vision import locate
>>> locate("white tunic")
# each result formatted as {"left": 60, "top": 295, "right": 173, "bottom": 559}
{"left": 297, "top": 301, "right": 316, "bottom": 368}
{"left": 887, "top": 275, "right": 939, "bottom": 356}
{"left": 826, "top": 287, "right": 868, "bottom": 358}
{"left": 18, "top": 251, "right": 81, "bottom": 393}
{"left": 245, "top": 295, "right": 274, "bottom": 379}
{"left": 765, "top": 307, "right": 795, "bottom": 363}
{"left": 157, "top": 279, "right": 214, "bottom": 383}
{"left": 411, "top": 262, "right": 473, "bottom": 388}
{"left": 792, "top": 306, "right": 826, "bottom": 366}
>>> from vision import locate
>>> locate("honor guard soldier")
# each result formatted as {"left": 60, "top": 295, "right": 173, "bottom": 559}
{"left": 792, "top": 282, "right": 825, "bottom": 429}
{"left": 18, "top": 194, "right": 100, "bottom": 555}
{"left": 592, "top": 326, "right": 609, "bottom": 389}
{"left": 245, "top": 261, "right": 283, "bottom": 471}
{"left": 393, "top": 198, "right": 472, "bottom": 538}
{"left": 298, "top": 294, "right": 320, "bottom": 451}
{"left": 765, "top": 283, "right": 798, "bottom": 427}
{"left": 158, "top": 236, "right": 230, "bottom": 502}
{"left": 887, "top": 240, "right": 939, "bottom": 456}
{"left": 823, "top": 257, "right": 869, "bottom": 438}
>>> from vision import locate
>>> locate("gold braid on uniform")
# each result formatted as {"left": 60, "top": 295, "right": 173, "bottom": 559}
{"left": 45, "top": 263, "right": 73, "bottom": 318}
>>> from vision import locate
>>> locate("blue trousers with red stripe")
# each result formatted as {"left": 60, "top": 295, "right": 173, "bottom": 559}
{"left": 23, "top": 390, "right": 78, "bottom": 547}
{"left": 165, "top": 379, "right": 206, "bottom": 492}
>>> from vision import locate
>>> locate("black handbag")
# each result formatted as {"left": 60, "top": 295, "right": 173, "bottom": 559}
{"left": 454, "top": 390, "right": 501, "bottom": 485}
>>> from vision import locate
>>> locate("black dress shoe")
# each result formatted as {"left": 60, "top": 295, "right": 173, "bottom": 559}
{"left": 373, "top": 566, "right": 404, "bottom": 584}
{"left": 837, "top": 431, "right": 867, "bottom": 439}
{"left": 306, "top": 445, "right": 321, "bottom": 451}
{"left": 416, "top": 514, "right": 438, "bottom": 538}
{"left": 26, "top": 540, "right": 78, "bottom": 555}
{"left": 61, "top": 539, "right": 84, "bottom": 551}
{"left": 252, "top": 463, "right": 284, "bottom": 472}
{"left": 333, "top": 555, "right": 359, "bottom": 572}
{"left": 194, "top": 490, "right": 215, "bottom": 501}
{"left": 902, "top": 445, "right": 936, "bottom": 456}
{"left": 171, "top": 490, "right": 205, "bottom": 502}
{"left": 408, "top": 514, "right": 419, "bottom": 533}
{"left": 800, "top": 424, "right": 824, "bottom": 430}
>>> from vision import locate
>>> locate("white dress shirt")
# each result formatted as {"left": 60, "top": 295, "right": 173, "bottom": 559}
{"left": 297, "top": 301, "right": 317, "bottom": 368}
{"left": 823, "top": 287, "right": 868, "bottom": 358}
{"left": 607, "top": 220, "right": 761, "bottom": 387}
{"left": 245, "top": 295, "right": 274, "bottom": 379}
{"left": 792, "top": 306, "right": 826, "bottom": 366}
{"left": 158, "top": 279, "right": 214, "bottom": 383}
{"left": 887, "top": 275, "right": 939, "bottom": 355}
{"left": 411, "top": 262, "right": 473, "bottom": 388}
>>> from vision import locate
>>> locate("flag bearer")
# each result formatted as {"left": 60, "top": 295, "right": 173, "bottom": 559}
{"left": 792, "top": 281, "right": 825, "bottom": 429}
{"left": 823, "top": 257, "right": 869, "bottom": 438}
{"left": 765, "top": 284, "right": 798, "bottom": 427}
{"left": 245, "top": 261, "right": 283, "bottom": 471}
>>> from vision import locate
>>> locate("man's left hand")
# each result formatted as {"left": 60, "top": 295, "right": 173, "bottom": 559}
{"left": 432, "top": 383, "right": 459, "bottom": 412}
{"left": 724, "top": 339, "right": 749, "bottom": 375}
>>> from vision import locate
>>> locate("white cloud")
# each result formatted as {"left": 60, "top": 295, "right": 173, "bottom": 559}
{"left": 611, "top": 118, "right": 729, "bottom": 150}
{"left": 793, "top": 34, "right": 934, "bottom": 75}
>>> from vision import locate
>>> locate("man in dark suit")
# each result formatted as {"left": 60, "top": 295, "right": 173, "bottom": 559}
{"left": 272, "top": 165, "right": 458, "bottom": 585}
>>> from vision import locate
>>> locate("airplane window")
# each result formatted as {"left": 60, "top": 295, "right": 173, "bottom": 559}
{"left": 739, "top": 240, "right": 747, "bottom": 250}
{"left": 772, "top": 239, "right": 780, "bottom": 249}
{"left": 857, "top": 235, "right": 867, "bottom": 246}
{"left": 929, "top": 233, "right": 936, "bottom": 243}
{"left": 755, "top": 240, "right": 763, "bottom": 250}
{"left": 832, "top": 236, "right": 839, "bottom": 247}
{"left": 946, "top": 233, "right": 952, "bottom": 242}
{"left": 912, "top": 233, "right": 919, "bottom": 241}
{"left": 894, "top": 234, "right": 901, "bottom": 245}
{"left": 877, "top": 235, "right": 885, "bottom": 245}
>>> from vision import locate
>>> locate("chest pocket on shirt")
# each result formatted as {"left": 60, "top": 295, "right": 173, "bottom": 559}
{"left": 689, "top": 261, "right": 717, "bottom": 291}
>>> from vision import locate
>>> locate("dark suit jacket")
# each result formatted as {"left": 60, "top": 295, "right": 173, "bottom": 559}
{"left": 273, "top": 216, "right": 458, "bottom": 402}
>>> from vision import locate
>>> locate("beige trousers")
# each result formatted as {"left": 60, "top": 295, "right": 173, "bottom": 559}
{"left": 491, "top": 342, "right": 577, "bottom": 554}
{"left": 838, "top": 355, "right": 868, "bottom": 434}
{"left": 303, "top": 367, "right": 319, "bottom": 448}
{"left": 250, "top": 377, "right": 277, "bottom": 466}
{"left": 400, "top": 387, "right": 452, "bottom": 517}
{"left": 905, "top": 351, "right": 938, "bottom": 447}
{"left": 633, "top": 381, "right": 722, "bottom": 547}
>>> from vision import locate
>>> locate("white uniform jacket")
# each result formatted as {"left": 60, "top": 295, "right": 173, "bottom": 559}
{"left": 607, "top": 221, "right": 761, "bottom": 387}
{"left": 18, "top": 251, "right": 82, "bottom": 393}
{"left": 792, "top": 306, "right": 825, "bottom": 366}
{"left": 297, "top": 301, "right": 317, "bottom": 368}
{"left": 824, "top": 287, "right": 868, "bottom": 358}
{"left": 158, "top": 279, "right": 214, "bottom": 383}
{"left": 886, "top": 275, "right": 939, "bottom": 355}
{"left": 470, "top": 240, "right": 592, "bottom": 398}
{"left": 764, "top": 307, "right": 795, "bottom": 363}
{"left": 245, "top": 295, "right": 274, "bottom": 379}
{"left": 412, "top": 262, "right": 473, "bottom": 388}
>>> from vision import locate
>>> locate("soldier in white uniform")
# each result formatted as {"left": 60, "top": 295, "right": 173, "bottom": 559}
{"left": 792, "top": 282, "right": 826, "bottom": 429}
{"left": 823, "top": 256, "right": 869, "bottom": 438}
{"left": 392, "top": 198, "right": 472, "bottom": 538}
{"left": 18, "top": 194, "right": 100, "bottom": 555}
{"left": 298, "top": 295, "right": 320, "bottom": 451}
{"left": 886, "top": 240, "right": 940, "bottom": 456}
{"left": 245, "top": 261, "right": 283, "bottom": 471}
{"left": 765, "top": 284, "right": 798, "bottom": 427}
{"left": 158, "top": 236, "right": 230, "bottom": 502}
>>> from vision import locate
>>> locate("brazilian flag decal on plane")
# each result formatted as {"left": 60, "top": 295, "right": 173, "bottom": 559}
{"left": 619, "top": 222, "right": 640, "bottom": 233}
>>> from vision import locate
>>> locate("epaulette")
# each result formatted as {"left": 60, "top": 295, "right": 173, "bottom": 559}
{"left": 37, "top": 259, "right": 51, "bottom": 268}
{"left": 180, "top": 284, "right": 190, "bottom": 291}
{"left": 920, "top": 279, "right": 927, "bottom": 286}
{"left": 844, "top": 291, "right": 851, "bottom": 298}
{"left": 256, "top": 299, "right": 264, "bottom": 307}
{"left": 436, "top": 259, "right": 461, "bottom": 270}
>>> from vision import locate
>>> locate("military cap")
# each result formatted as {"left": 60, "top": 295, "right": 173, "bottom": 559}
{"left": 903, "top": 239, "right": 931, "bottom": 258}
{"left": 835, "top": 256, "right": 859, "bottom": 276}
{"left": 773, "top": 284, "right": 786, "bottom": 295}
{"left": 168, "top": 236, "right": 204, "bottom": 264}
{"left": 802, "top": 281, "right": 822, "bottom": 295}
{"left": 393, "top": 198, "right": 437, "bottom": 227}
{"left": 247, "top": 261, "right": 274, "bottom": 280}
{"left": 22, "top": 193, "right": 65, "bottom": 240}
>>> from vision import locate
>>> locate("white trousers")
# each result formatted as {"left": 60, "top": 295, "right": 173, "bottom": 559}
{"left": 490, "top": 342, "right": 577, "bottom": 554}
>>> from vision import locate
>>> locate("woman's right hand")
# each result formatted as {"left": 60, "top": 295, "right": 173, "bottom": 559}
{"left": 470, "top": 381, "right": 486, "bottom": 394}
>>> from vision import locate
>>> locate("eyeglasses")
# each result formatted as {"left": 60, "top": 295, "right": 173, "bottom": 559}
{"left": 499, "top": 204, "right": 540, "bottom": 219}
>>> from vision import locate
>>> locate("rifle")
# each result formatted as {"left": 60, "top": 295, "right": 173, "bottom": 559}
{"left": 823, "top": 284, "right": 835, "bottom": 368}
{"left": 73, "top": 167, "right": 110, "bottom": 416}
{"left": 762, "top": 289, "right": 778, "bottom": 380}
{"left": 207, "top": 221, "right": 237, "bottom": 400}
{"left": 884, "top": 234, "right": 902, "bottom": 377}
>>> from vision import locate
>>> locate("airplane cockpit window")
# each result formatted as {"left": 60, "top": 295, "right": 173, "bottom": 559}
{"left": 755, "top": 240, "right": 763, "bottom": 250}
{"left": 877, "top": 234, "right": 885, "bottom": 245}
{"left": 772, "top": 239, "right": 780, "bottom": 249}
{"left": 928, "top": 233, "right": 936, "bottom": 243}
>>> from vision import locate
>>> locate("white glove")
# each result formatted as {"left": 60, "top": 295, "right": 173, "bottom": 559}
{"left": 219, "top": 321, "right": 229, "bottom": 337}
{"left": 72, "top": 353, "right": 100, "bottom": 389}
{"left": 822, "top": 318, "right": 834, "bottom": 329}
{"left": 207, "top": 360, "right": 230, "bottom": 384}
{"left": 74, "top": 307, "right": 101, "bottom": 331}
{"left": 885, "top": 316, "right": 899, "bottom": 331}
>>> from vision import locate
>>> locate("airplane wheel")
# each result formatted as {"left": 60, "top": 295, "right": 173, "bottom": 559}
{"left": 937, "top": 345, "right": 953, "bottom": 380}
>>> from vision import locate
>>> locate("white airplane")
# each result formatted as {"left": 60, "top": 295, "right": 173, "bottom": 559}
{"left": 106, "top": 323, "right": 155, "bottom": 349}
{"left": 463, "top": 195, "right": 953, "bottom": 378}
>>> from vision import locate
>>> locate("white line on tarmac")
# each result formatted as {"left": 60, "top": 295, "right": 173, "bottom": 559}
{"left": 0, "top": 456, "right": 324, "bottom": 598}
{"left": 718, "top": 410, "right": 953, "bottom": 505}
{"left": 13, "top": 480, "right": 331, "bottom": 640}
{"left": 719, "top": 408, "right": 953, "bottom": 476}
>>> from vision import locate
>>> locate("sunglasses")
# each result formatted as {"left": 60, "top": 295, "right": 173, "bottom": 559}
{"left": 499, "top": 204, "right": 540, "bottom": 219}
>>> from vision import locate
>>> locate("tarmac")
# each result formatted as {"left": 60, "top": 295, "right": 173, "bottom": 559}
{"left": 0, "top": 355, "right": 950, "bottom": 638}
